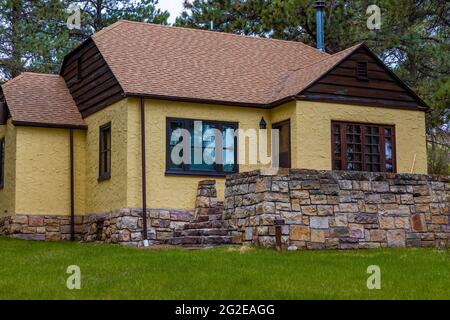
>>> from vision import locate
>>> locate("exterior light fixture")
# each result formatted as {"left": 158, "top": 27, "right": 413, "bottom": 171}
{"left": 259, "top": 117, "right": 267, "bottom": 129}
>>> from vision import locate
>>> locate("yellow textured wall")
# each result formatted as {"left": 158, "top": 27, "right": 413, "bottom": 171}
{"left": 84, "top": 98, "right": 128, "bottom": 213}
{"left": 14, "top": 126, "right": 85, "bottom": 215}
{"left": 296, "top": 101, "right": 428, "bottom": 174}
{"left": 126, "top": 98, "right": 273, "bottom": 210}
{"left": 0, "top": 119, "right": 16, "bottom": 216}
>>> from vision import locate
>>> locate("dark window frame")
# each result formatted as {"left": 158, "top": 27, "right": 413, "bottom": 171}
{"left": 272, "top": 119, "right": 291, "bottom": 169}
{"left": 98, "top": 122, "right": 111, "bottom": 181}
{"left": 0, "top": 137, "right": 4, "bottom": 189}
{"left": 165, "top": 117, "right": 239, "bottom": 177}
{"left": 356, "top": 61, "right": 369, "bottom": 81}
{"left": 331, "top": 121, "right": 397, "bottom": 173}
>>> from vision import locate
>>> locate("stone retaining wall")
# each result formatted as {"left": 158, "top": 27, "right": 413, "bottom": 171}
{"left": 82, "top": 208, "right": 194, "bottom": 246}
{"left": 0, "top": 215, "right": 84, "bottom": 241}
{"left": 223, "top": 169, "right": 449, "bottom": 249}
{"left": 0, "top": 208, "right": 194, "bottom": 247}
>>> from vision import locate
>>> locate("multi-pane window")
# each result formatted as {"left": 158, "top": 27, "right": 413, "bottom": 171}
{"left": 332, "top": 122, "right": 396, "bottom": 173}
{"left": 0, "top": 138, "right": 4, "bottom": 188}
{"left": 98, "top": 122, "right": 111, "bottom": 180}
{"left": 166, "top": 118, "right": 238, "bottom": 176}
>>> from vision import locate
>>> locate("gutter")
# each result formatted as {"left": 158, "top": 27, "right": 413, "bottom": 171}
{"left": 69, "top": 129, "right": 75, "bottom": 241}
{"left": 140, "top": 97, "right": 149, "bottom": 247}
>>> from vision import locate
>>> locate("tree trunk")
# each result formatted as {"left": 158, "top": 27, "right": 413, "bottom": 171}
{"left": 10, "top": 0, "right": 24, "bottom": 78}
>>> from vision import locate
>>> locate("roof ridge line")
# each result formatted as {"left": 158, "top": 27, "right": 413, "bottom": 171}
{"left": 1, "top": 73, "right": 27, "bottom": 88}
{"left": 92, "top": 20, "right": 126, "bottom": 39}
{"left": 289, "top": 43, "right": 364, "bottom": 72}
{"left": 108, "top": 20, "right": 329, "bottom": 53}
{"left": 2, "top": 72, "right": 62, "bottom": 88}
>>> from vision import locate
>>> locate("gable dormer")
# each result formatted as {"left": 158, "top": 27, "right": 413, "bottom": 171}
{"left": 60, "top": 38, "right": 124, "bottom": 118}
{"left": 302, "top": 45, "right": 428, "bottom": 111}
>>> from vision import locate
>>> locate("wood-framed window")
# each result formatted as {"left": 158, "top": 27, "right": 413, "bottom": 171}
{"left": 0, "top": 137, "right": 4, "bottom": 188}
{"left": 98, "top": 122, "right": 111, "bottom": 181}
{"left": 332, "top": 121, "right": 396, "bottom": 173}
{"left": 166, "top": 117, "right": 238, "bottom": 177}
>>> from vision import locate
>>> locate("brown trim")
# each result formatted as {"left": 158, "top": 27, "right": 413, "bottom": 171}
{"left": 140, "top": 98, "right": 148, "bottom": 241}
{"left": 126, "top": 92, "right": 272, "bottom": 109}
{"left": 125, "top": 92, "right": 427, "bottom": 113}
{"left": 165, "top": 170, "right": 230, "bottom": 178}
{"left": 0, "top": 137, "right": 4, "bottom": 189}
{"left": 69, "top": 129, "right": 75, "bottom": 241}
{"left": 98, "top": 122, "right": 111, "bottom": 181}
{"left": 165, "top": 117, "right": 239, "bottom": 177}
{"left": 11, "top": 120, "right": 87, "bottom": 130}
{"left": 298, "top": 95, "right": 427, "bottom": 111}
{"left": 331, "top": 121, "right": 397, "bottom": 173}
{"left": 272, "top": 119, "right": 292, "bottom": 169}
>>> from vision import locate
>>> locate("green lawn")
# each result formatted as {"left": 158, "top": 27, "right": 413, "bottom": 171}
{"left": 0, "top": 237, "right": 448, "bottom": 300}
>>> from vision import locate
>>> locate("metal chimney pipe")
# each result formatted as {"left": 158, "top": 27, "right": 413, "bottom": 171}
{"left": 315, "top": 1, "right": 325, "bottom": 52}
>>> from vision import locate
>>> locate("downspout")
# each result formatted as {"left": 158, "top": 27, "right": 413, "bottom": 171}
{"left": 315, "top": 1, "right": 325, "bottom": 52}
{"left": 69, "top": 129, "right": 75, "bottom": 241}
{"left": 140, "top": 97, "right": 149, "bottom": 247}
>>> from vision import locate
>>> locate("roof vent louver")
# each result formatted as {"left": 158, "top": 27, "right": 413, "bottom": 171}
{"left": 356, "top": 61, "right": 369, "bottom": 81}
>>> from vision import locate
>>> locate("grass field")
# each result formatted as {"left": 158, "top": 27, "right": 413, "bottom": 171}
{"left": 0, "top": 237, "right": 448, "bottom": 300}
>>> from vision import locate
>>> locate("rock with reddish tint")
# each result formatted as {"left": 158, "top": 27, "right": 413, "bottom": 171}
{"left": 410, "top": 214, "right": 427, "bottom": 232}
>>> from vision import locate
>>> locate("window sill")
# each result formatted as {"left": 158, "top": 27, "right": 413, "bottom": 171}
{"left": 165, "top": 170, "right": 236, "bottom": 178}
{"left": 98, "top": 174, "right": 111, "bottom": 182}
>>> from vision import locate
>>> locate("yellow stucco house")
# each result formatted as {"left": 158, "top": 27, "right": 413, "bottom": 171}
{"left": 0, "top": 21, "right": 430, "bottom": 245}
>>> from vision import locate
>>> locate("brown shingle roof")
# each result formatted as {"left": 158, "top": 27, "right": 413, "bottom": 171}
{"left": 1, "top": 73, "right": 86, "bottom": 129}
{"left": 92, "top": 20, "right": 336, "bottom": 105}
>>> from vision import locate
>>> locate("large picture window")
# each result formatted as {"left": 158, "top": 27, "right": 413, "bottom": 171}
{"left": 332, "top": 122, "right": 396, "bottom": 173}
{"left": 166, "top": 118, "right": 238, "bottom": 176}
{"left": 98, "top": 122, "right": 111, "bottom": 180}
{"left": 0, "top": 137, "right": 4, "bottom": 188}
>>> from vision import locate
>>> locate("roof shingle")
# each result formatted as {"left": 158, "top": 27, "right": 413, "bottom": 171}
{"left": 92, "top": 21, "right": 335, "bottom": 105}
{"left": 1, "top": 73, "right": 86, "bottom": 128}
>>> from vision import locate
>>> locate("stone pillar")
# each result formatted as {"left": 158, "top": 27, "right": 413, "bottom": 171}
{"left": 195, "top": 180, "right": 221, "bottom": 218}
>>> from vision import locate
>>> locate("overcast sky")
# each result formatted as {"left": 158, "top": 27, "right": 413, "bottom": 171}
{"left": 157, "top": 0, "right": 186, "bottom": 24}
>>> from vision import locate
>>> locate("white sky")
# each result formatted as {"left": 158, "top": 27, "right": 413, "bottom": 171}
{"left": 157, "top": 0, "right": 186, "bottom": 24}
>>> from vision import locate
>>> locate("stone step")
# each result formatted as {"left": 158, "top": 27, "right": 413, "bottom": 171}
{"left": 195, "top": 214, "right": 223, "bottom": 222}
{"left": 174, "top": 228, "right": 230, "bottom": 237}
{"left": 168, "top": 235, "right": 233, "bottom": 246}
{"left": 184, "top": 220, "right": 224, "bottom": 230}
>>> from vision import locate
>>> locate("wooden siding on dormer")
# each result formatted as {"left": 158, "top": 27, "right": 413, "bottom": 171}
{"left": 303, "top": 47, "right": 422, "bottom": 110}
{"left": 0, "top": 88, "right": 8, "bottom": 125}
{"left": 61, "top": 39, "right": 124, "bottom": 117}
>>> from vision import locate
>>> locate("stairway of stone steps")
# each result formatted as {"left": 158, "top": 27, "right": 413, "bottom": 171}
{"left": 168, "top": 203, "right": 236, "bottom": 247}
